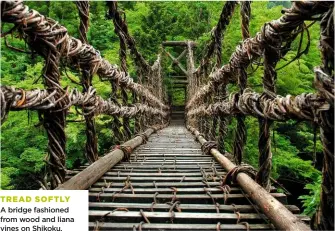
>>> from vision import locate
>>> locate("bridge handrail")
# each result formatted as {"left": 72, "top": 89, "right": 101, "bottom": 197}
{"left": 0, "top": 0, "right": 169, "bottom": 189}
{"left": 186, "top": 2, "right": 333, "bottom": 229}
{"left": 187, "top": 125, "right": 310, "bottom": 231}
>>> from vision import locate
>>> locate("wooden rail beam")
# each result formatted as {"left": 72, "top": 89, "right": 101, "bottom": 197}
{"left": 187, "top": 125, "right": 311, "bottom": 231}
{"left": 162, "top": 41, "right": 197, "bottom": 47}
{"left": 56, "top": 126, "right": 164, "bottom": 190}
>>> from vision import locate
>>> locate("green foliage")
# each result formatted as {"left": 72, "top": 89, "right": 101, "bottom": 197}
{"left": 0, "top": 1, "right": 323, "bottom": 217}
{"left": 299, "top": 176, "right": 322, "bottom": 216}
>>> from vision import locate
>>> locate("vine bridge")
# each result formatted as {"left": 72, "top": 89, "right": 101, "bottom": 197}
{"left": 1, "top": 1, "right": 334, "bottom": 230}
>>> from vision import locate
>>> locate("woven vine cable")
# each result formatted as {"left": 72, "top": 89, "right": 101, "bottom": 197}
{"left": 151, "top": 55, "right": 165, "bottom": 126}
{"left": 213, "top": 1, "right": 237, "bottom": 152}
{"left": 201, "top": 68, "right": 207, "bottom": 138}
{"left": 210, "top": 39, "right": 221, "bottom": 142}
{"left": 186, "top": 2, "right": 331, "bottom": 111}
{"left": 136, "top": 69, "right": 145, "bottom": 132}
{"left": 255, "top": 25, "right": 281, "bottom": 191}
{"left": 106, "top": 2, "right": 153, "bottom": 128}
{"left": 107, "top": 0, "right": 169, "bottom": 132}
{"left": 186, "top": 41, "right": 196, "bottom": 128}
{"left": 232, "top": 1, "right": 251, "bottom": 165}
{"left": 132, "top": 90, "right": 140, "bottom": 134}
{"left": 316, "top": 6, "right": 334, "bottom": 231}
{"left": 0, "top": 0, "right": 72, "bottom": 188}
{"left": 195, "top": 1, "right": 238, "bottom": 75}
{"left": 186, "top": 42, "right": 196, "bottom": 101}
{"left": 110, "top": 81, "right": 125, "bottom": 144}
{"left": 1, "top": 1, "right": 167, "bottom": 112}
{"left": 152, "top": 55, "right": 163, "bottom": 100}
{"left": 192, "top": 1, "right": 237, "bottom": 141}
{"left": 109, "top": 2, "right": 132, "bottom": 140}
{"left": 187, "top": 89, "right": 330, "bottom": 122}
{"left": 75, "top": 1, "right": 98, "bottom": 163}
{"left": 106, "top": 3, "right": 151, "bottom": 76}
{"left": 106, "top": 2, "right": 126, "bottom": 142}
{"left": 106, "top": 1, "right": 161, "bottom": 129}
{"left": 0, "top": 86, "right": 168, "bottom": 119}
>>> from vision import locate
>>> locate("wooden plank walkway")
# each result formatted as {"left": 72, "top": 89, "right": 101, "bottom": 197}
{"left": 70, "top": 118, "right": 308, "bottom": 230}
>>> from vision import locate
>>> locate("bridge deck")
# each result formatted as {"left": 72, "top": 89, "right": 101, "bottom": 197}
{"left": 69, "top": 119, "right": 308, "bottom": 230}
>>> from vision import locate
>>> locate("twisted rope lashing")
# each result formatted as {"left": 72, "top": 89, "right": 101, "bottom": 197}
{"left": 76, "top": 1, "right": 89, "bottom": 44}
{"left": 110, "top": 80, "right": 125, "bottom": 144}
{"left": 75, "top": 1, "right": 99, "bottom": 164}
{"left": 137, "top": 69, "right": 145, "bottom": 132}
{"left": 106, "top": 1, "right": 159, "bottom": 128}
{"left": 0, "top": 86, "right": 168, "bottom": 119}
{"left": 3, "top": 1, "right": 167, "bottom": 111}
{"left": 108, "top": 2, "right": 132, "bottom": 140}
{"left": 199, "top": 66, "right": 208, "bottom": 138}
{"left": 186, "top": 41, "right": 197, "bottom": 128}
{"left": 255, "top": 25, "right": 281, "bottom": 191}
{"left": 186, "top": 41, "right": 195, "bottom": 101}
{"left": 315, "top": 6, "right": 334, "bottom": 231}
{"left": 1, "top": 1, "right": 70, "bottom": 188}
{"left": 186, "top": 2, "right": 330, "bottom": 111}
{"left": 240, "top": 1, "right": 251, "bottom": 41}
{"left": 232, "top": 1, "right": 251, "bottom": 165}
{"left": 216, "top": 1, "right": 237, "bottom": 152}
{"left": 196, "top": 1, "right": 237, "bottom": 75}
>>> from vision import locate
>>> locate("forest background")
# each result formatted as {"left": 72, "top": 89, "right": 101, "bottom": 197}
{"left": 1, "top": 1, "right": 323, "bottom": 217}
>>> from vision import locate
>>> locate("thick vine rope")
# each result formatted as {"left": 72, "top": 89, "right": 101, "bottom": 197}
{"left": 315, "top": 7, "right": 334, "bottom": 231}
{"left": 0, "top": 86, "right": 168, "bottom": 119}
{"left": 232, "top": 1, "right": 251, "bottom": 165}
{"left": 187, "top": 88, "right": 330, "bottom": 123}
{"left": 109, "top": 2, "right": 132, "bottom": 140}
{"left": 186, "top": 2, "right": 330, "bottom": 110}
{"left": 75, "top": 1, "right": 98, "bottom": 163}
{"left": 1, "top": 1, "right": 167, "bottom": 111}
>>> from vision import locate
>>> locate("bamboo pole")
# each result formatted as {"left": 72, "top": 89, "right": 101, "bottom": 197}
{"left": 187, "top": 125, "right": 311, "bottom": 231}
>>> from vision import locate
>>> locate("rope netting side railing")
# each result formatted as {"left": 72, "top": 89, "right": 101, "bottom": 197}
{"left": 186, "top": 1, "right": 333, "bottom": 230}
{"left": 107, "top": 1, "right": 166, "bottom": 130}
{"left": 188, "top": 1, "right": 237, "bottom": 152}
{"left": 0, "top": 0, "right": 169, "bottom": 189}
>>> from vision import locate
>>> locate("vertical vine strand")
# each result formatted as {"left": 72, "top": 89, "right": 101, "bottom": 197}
{"left": 110, "top": 80, "right": 125, "bottom": 144}
{"left": 108, "top": 2, "right": 132, "bottom": 140}
{"left": 9, "top": 3, "right": 71, "bottom": 189}
{"left": 215, "top": 1, "right": 237, "bottom": 152}
{"left": 75, "top": 1, "right": 99, "bottom": 163}
{"left": 315, "top": 7, "right": 334, "bottom": 230}
{"left": 256, "top": 27, "right": 280, "bottom": 191}
{"left": 232, "top": 1, "right": 251, "bottom": 165}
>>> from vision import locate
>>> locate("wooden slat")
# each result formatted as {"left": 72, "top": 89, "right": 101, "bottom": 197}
{"left": 89, "top": 211, "right": 309, "bottom": 221}
{"left": 90, "top": 187, "right": 247, "bottom": 193}
{"left": 68, "top": 171, "right": 226, "bottom": 177}
{"left": 89, "top": 192, "right": 288, "bottom": 204}
{"left": 92, "top": 181, "right": 234, "bottom": 188}
{"left": 111, "top": 165, "right": 223, "bottom": 169}
{"left": 89, "top": 202, "right": 300, "bottom": 213}
{"left": 89, "top": 222, "right": 272, "bottom": 230}
{"left": 89, "top": 187, "right": 277, "bottom": 194}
